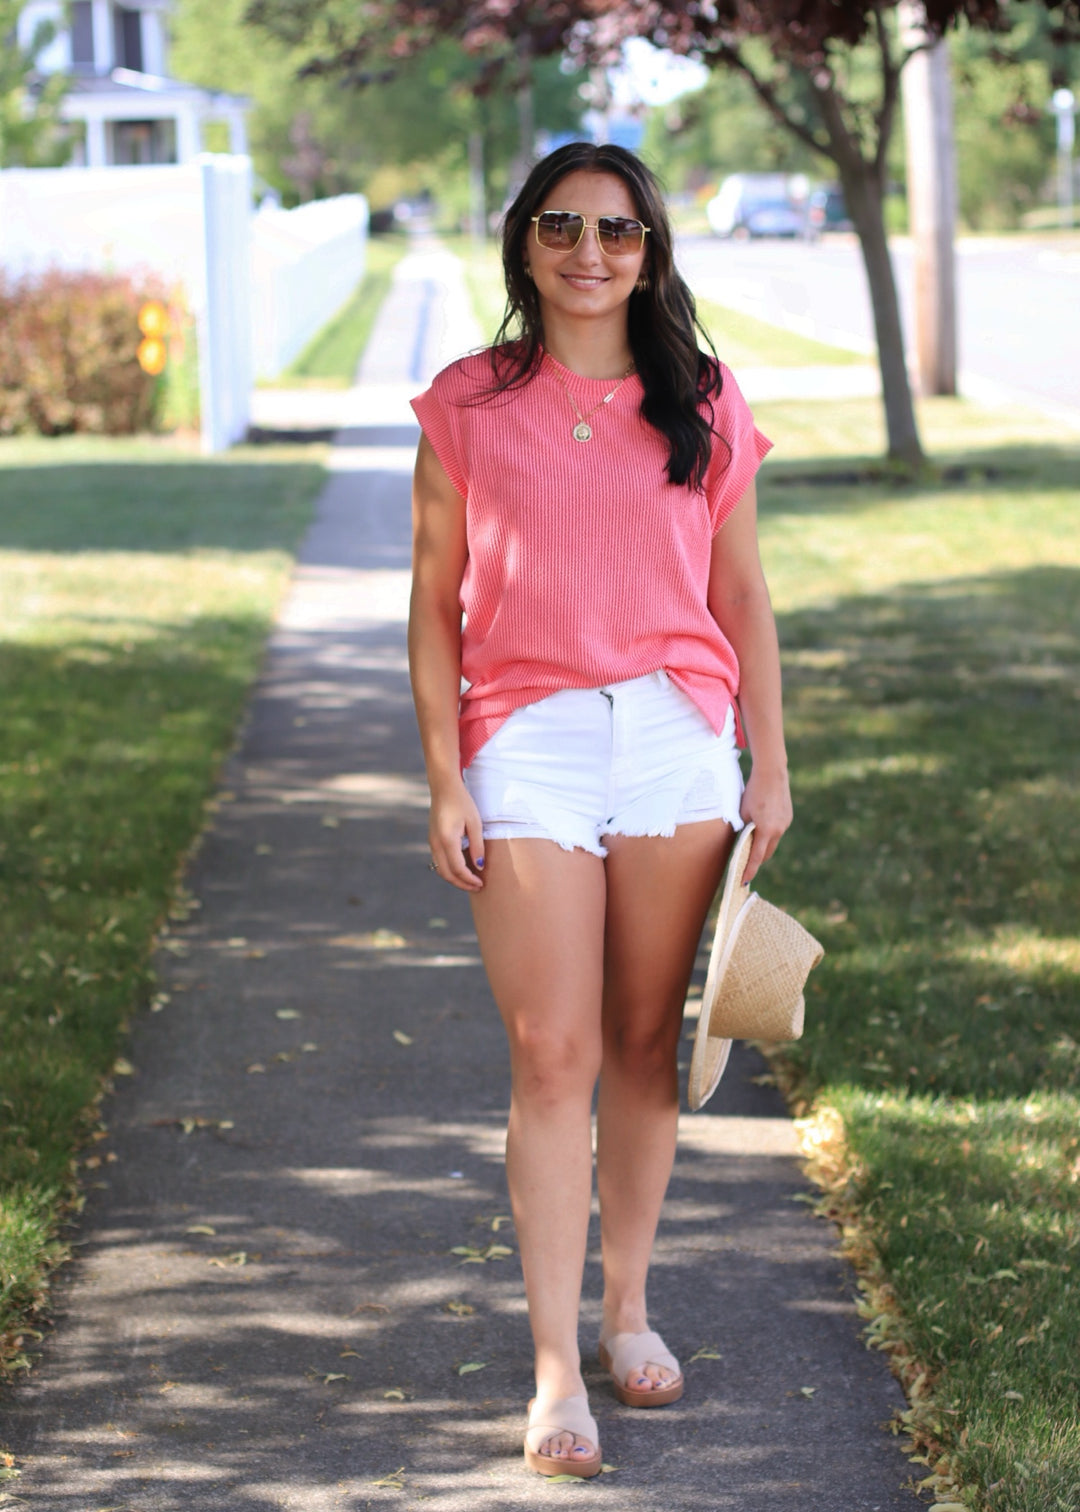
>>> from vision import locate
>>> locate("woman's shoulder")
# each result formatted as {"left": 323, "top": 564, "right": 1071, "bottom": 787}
{"left": 429, "top": 344, "right": 526, "bottom": 396}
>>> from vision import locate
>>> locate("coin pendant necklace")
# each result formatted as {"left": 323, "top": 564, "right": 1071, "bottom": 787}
{"left": 547, "top": 356, "right": 635, "bottom": 442}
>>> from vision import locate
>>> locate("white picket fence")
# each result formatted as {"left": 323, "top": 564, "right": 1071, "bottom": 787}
{"left": 0, "top": 158, "right": 368, "bottom": 451}
{"left": 252, "top": 195, "right": 368, "bottom": 380}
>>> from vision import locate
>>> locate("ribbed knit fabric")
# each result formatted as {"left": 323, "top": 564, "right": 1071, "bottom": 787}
{"left": 411, "top": 348, "right": 773, "bottom": 771}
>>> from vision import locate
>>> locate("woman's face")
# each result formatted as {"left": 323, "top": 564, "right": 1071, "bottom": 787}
{"left": 525, "top": 169, "right": 649, "bottom": 327}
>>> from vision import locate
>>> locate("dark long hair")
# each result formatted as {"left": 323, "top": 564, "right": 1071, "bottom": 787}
{"left": 487, "top": 142, "right": 726, "bottom": 491}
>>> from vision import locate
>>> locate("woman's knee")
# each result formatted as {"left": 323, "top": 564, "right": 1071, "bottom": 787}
{"left": 602, "top": 1009, "right": 681, "bottom": 1088}
{"left": 508, "top": 1018, "right": 602, "bottom": 1105}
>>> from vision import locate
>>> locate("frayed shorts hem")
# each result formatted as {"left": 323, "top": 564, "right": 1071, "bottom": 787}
{"left": 480, "top": 805, "right": 746, "bottom": 859}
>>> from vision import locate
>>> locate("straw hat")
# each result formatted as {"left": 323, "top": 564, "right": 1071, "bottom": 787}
{"left": 688, "top": 823, "right": 824, "bottom": 1112}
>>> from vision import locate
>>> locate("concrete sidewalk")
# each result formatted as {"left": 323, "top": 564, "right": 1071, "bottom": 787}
{"left": 0, "top": 254, "right": 920, "bottom": 1512}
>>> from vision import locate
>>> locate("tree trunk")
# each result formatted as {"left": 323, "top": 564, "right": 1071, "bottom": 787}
{"left": 838, "top": 159, "right": 924, "bottom": 467}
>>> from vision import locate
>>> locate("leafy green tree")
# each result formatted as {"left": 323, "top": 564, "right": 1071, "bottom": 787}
{"left": 950, "top": 9, "right": 1078, "bottom": 229}
{"left": 641, "top": 57, "right": 827, "bottom": 191}
{"left": 0, "top": 0, "right": 70, "bottom": 166}
{"left": 171, "top": 0, "right": 584, "bottom": 209}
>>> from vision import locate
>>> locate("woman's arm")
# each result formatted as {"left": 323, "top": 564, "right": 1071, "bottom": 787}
{"left": 407, "top": 433, "right": 485, "bottom": 892}
{"left": 707, "top": 478, "right": 792, "bottom": 884}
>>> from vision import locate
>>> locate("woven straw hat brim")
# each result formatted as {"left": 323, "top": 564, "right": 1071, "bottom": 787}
{"left": 688, "top": 824, "right": 755, "bottom": 1112}
{"left": 688, "top": 824, "right": 824, "bottom": 1113}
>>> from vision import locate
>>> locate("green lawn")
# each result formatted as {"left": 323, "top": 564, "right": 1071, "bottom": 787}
{"left": 266, "top": 234, "right": 408, "bottom": 388}
{"left": 697, "top": 297, "right": 868, "bottom": 367}
{"left": 0, "top": 438, "right": 324, "bottom": 1379}
{"left": 750, "top": 395, "right": 1080, "bottom": 1512}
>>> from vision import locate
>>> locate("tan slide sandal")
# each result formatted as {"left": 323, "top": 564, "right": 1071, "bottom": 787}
{"left": 599, "top": 1329, "right": 684, "bottom": 1407}
{"left": 524, "top": 1394, "right": 603, "bottom": 1478}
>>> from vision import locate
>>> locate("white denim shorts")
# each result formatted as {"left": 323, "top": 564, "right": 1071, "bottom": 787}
{"left": 462, "top": 670, "right": 745, "bottom": 858}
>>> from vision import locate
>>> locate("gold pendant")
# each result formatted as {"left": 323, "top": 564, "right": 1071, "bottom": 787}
{"left": 572, "top": 421, "right": 592, "bottom": 442}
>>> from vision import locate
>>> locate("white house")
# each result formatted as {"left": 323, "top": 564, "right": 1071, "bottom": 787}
{"left": 17, "top": 0, "right": 249, "bottom": 168}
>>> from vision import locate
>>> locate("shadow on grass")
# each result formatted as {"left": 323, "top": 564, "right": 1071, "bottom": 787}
{"left": 757, "top": 442, "right": 1080, "bottom": 516}
{"left": 766, "top": 563, "right": 1079, "bottom": 1101}
{"left": 0, "top": 461, "right": 323, "bottom": 554}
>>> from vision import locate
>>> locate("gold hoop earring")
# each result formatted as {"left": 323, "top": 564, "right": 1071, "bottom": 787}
{"left": 635, "top": 275, "right": 650, "bottom": 292}
{"left": 524, "top": 265, "right": 534, "bottom": 281}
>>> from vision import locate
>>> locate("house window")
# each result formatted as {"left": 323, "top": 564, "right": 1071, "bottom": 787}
{"left": 114, "top": 7, "right": 144, "bottom": 72}
{"left": 71, "top": 1, "right": 94, "bottom": 66}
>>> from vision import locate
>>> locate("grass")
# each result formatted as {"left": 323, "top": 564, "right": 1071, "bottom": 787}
{"left": 445, "top": 235, "right": 867, "bottom": 367}
{"left": 267, "top": 234, "right": 408, "bottom": 388}
{"left": 748, "top": 394, "right": 1080, "bottom": 1512}
{"left": 0, "top": 437, "right": 325, "bottom": 1377}
{"left": 696, "top": 297, "right": 867, "bottom": 367}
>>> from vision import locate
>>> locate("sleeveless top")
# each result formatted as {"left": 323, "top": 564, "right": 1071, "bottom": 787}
{"left": 411, "top": 349, "right": 772, "bottom": 771}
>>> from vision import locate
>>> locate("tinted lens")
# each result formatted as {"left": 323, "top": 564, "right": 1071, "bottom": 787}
{"left": 535, "top": 212, "right": 584, "bottom": 249}
{"left": 597, "top": 217, "right": 645, "bottom": 254}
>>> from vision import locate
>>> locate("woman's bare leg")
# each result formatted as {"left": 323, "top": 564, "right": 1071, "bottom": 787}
{"left": 470, "top": 837, "right": 606, "bottom": 1460}
{"left": 596, "top": 820, "right": 735, "bottom": 1391}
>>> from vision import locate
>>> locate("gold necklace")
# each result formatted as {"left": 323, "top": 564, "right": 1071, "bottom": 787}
{"left": 546, "top": 356, "right": 635, "bottom": 442}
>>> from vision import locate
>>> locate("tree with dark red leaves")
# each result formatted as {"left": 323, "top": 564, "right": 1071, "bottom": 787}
{"left": 248, "top": 0, "right": 1080, "bottom": 464}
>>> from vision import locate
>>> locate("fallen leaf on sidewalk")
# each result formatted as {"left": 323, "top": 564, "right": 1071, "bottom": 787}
{"left": 450, "top": 1243, "right": 513, "bottom": 1264}
{"left": 339, "top": 1350, "right": 361, "bottom": 1359}
{"left": 445, "top": 1301, "right": 474, "bottom": 1316}
{"left": 490, "top": 1215, "right": 513, "bottom": 1232}
{"left": 457, "top": 1362, "right": 486, "bottom": 1375}
{"left": 112, "top": 1058, "right": 135, "bottom": 1076}
{"left": 321, "top": 816, "right": 339, "bottom": 828}
{"left": 321, "top": 1373, "right": 348, "bottom": 1384}
{"left": 301, "top": 1042, "right": 320, "bottom": 1053}
{"left": 276, "top": 1008, "right": 301, "bottom": 1020}
{"left": 392, "top": 1030, "right": 413, "bottom": 1046}
{"left": 185, "top": 1225, "right": 216, "bottom": 1236}
{"left": 330, "top": 930, "right": 407, "bottom": 949}
{"left": 798, "top": 1386, "right": 817, "bottom": 1398}
{"left": 383, "top": 1388, "right": 406, "bottom": 1400}
{"left": 370, "top": 1467, "right": 406, "bottom": 1489}
{"left": 246, "top": 1063, "right": 267, "bottom": 1074}
{"left": 688, "top": 1348, "right": 722, "bottom": 1363}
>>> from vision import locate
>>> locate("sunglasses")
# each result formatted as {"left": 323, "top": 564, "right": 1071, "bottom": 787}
{"left": 531, "top": 210, "right": 651, "bottom": 257}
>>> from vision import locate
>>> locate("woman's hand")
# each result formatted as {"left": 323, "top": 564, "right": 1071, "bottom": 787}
{"left": 429, "top": 779, "right": 486, "bottom": 892}
{"left": 738, "top": 765, "right": 793, "bottom": 885}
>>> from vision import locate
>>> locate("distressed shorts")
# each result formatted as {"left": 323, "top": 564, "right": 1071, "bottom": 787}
{"left": 462, "top": 670, "right": 745, "bottom": 859}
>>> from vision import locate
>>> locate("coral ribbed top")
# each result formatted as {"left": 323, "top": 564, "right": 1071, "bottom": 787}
{"left": 411, "top": 349, "right": 772, "bottom": 771}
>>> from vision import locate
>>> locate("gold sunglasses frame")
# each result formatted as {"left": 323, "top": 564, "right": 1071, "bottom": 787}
{"left": 531, "top": 211, "right": 652, "bottom": 257}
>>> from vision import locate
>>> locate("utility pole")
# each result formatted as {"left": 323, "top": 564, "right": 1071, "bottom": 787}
{"left": 900, "top": 2, "right": 958, "bottom": 396}
{"left": 1051, "top": 89, "right": 1076, "bottom": 229}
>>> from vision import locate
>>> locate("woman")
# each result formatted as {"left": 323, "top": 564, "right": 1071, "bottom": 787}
{"left": 408, "top": 142, "right": 791, "bottom": 1478}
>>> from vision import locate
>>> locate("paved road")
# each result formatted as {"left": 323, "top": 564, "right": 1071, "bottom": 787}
{"left": 677, "top": 233, "right": 1080, "bottom": 423}
{"left": 0, "top": 262, "right": 921, "bottom": 1510}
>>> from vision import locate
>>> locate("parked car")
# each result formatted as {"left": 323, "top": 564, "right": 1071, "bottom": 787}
{"left": 706, "top": 173, "right": 809, "bottom": 239}
{"left": 807, "top": 185, "right": 852, "bottom": 236}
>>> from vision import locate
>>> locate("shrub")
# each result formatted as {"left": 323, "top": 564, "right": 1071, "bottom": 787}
{"left": 0, "top": 269, "right": 170, "bottom": 436}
